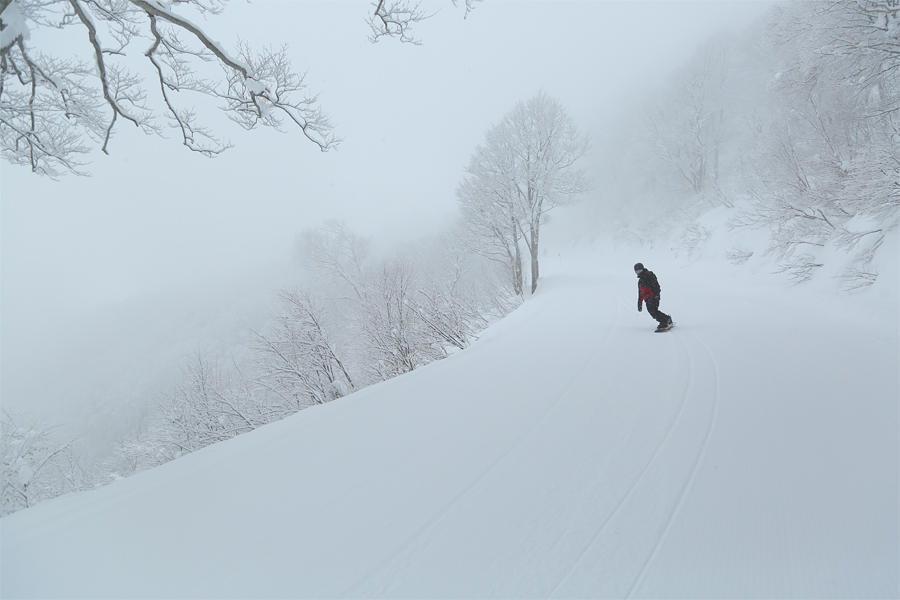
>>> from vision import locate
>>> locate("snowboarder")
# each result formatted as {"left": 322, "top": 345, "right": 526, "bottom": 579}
{"left": 635, "top": 263, "right": 674, "bottom": 332}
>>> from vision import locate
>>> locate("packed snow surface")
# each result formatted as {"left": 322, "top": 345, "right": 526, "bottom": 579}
{"left": 2, "top": 253, "right": 898, "bottom": 598}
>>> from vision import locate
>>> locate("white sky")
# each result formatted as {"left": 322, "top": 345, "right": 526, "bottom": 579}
{"left": 1, "top": 0, "right": 775, "bottom": 348}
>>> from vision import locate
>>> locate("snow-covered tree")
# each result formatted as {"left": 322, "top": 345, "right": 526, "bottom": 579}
{"left": 732, "top": 1, "right": 899, "bottom": 286}
{"left": 368, "top": 0, "right": 478, "bottom": 45}
{"left": 590, "top": 1, "right": 897, "bottom": 284}
{"left": 404, "top": 232, "right": 494, "bottom": 352}
{"left": 294, "top": 220, "right": 373, "bottom": 303}
{"left": 644, "top": 36, "right": 733, "bottom": 202}
{"left": 457, "top": 153, "right": 526, "bottom": 296}
{"left": 0, "top": 0, "right": 479, "bottom": 176}
{"left": 0, "top": 0, "right": 338, "bottom": 176}
{"left": 502, "top": 92, "right": 590, "bottom": 293}
{"left": 106, "top": 354, "right": 265, "bottom": 476}
{"left": 249, "top": 288, "right": 355, "bottom": 411}
{"left": 358, "top": 258, "right": 438, "bottom": 380}
{"left": 151, "top": 355, "right": 257, "bottom": 454}
{"left": 460, "top": 91, "right": 590, "bottom": 293}
{"left": 1, "top": 409, "right": 89, "bottom": 516}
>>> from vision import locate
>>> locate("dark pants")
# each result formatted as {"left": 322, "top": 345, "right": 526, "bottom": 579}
{"left": 646, "top": 297, "right": 670, "bottom": 328}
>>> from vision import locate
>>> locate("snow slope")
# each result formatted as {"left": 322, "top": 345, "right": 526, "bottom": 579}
{"left": 2, "top": 252, "right": 897, "bottom": 598}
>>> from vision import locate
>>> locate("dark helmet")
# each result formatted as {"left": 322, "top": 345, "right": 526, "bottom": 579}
{"left": 634, "top": 262, "right": 644, "bottom": 275}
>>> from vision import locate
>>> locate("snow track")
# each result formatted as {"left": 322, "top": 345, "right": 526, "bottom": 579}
{"left": 548, "top": 299, "right": 720, "bottom": 599}
{"left": 2, "top": 267, "right": 897, "bottom": 598}
{"left": 627, "top": 331, "right": 720, "bottom": 598}
{"left": 345, "top": 289, "right": 622, "bottom": 597}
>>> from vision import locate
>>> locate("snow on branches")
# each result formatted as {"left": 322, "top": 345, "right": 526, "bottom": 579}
{"left": 0, "top": 0, "right": 339, "bottom": 176}
{"left": 458, "top": 91, "right": 590, "bottom": 295}
{"left": 1, "top": 409, "right": 90, "bottom": 516}
{"left": 0, "top": 0, "right": 480, "bottom": 176}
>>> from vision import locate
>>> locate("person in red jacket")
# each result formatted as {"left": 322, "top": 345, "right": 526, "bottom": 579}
{"left": 635, "top": 263, "right": 673, "bottom": 332}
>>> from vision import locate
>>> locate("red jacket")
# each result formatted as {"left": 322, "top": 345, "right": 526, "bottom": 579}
{"left": 637, "top": 269, "right": 661, "bottom": 309}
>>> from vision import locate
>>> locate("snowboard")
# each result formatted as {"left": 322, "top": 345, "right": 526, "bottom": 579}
{"left": 655, "top": 322, "right": 675, "bottom": 333}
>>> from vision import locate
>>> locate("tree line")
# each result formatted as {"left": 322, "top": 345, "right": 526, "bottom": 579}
{"left": 1, "top": 218, "right": 514, "bottom": 515}
{"left": 599, "top": 0, "right": 898, "bottom": 288}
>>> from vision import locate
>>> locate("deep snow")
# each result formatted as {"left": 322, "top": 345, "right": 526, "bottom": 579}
{"left": 2, "top": 246, "right": 898, "bottom": 598}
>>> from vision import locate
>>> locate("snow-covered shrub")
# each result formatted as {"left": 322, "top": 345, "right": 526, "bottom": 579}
{"left": 725, "top": 247, "right": 753, "bottom": 265}
{"left": 1, "top": 410, "right": 90, "bottom": 516}
{"left": 249, "top": 288, "right": 355, "bottom": 411}
{"left": 106, "top": 355, "right": 266, "bottom": 477}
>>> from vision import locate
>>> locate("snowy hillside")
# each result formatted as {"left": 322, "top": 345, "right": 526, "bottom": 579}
{"left": 1, "top": 259, "right": 300, "bottom": 454}
{"left": 2, "top": 247, "right": 897, "bottom": 598}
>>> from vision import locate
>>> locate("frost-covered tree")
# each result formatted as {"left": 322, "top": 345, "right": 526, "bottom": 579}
{"left": 0, "top": 0, "right": 337, "bottom": 176}
{"left": 368, "top": 0, "right": 478, "bottom": 45}
{"left": 644, "top": 36, "right": 733, "bottom": 202}
{"left": 294, "top": 220, "right": 373, "bottom": 303}
{"left": 249, "top": 288, "right": 355, "bottom": 410}
{"left": 1, "top": 409, "right": 89, "bottom": 515}
{"left": 404, "top": 232, "right": 495, "bottom": 351}
{"left": 732, "top": 0, "right": 899, "bottom": 286}
{"left": 106, "top": 354, "right": 266, "bottom": 475}
{"left": 0, "top": 0, "right": 478, "bottom": 176}
{"left": 457, "top": 148, "right": 526, "bottom": 296}
{"left": 358, "top": 258, "right": 438, "bottom": 380}
{"left": 150, "top": 355, "right": 258, "bottom": 454}
{"left": 461, "top": 91, "right": 590, "bottom": 293}
{"left": 592, "top": 1, "right": 897, "bottom": 284}
{"left": 295, "top": 221, "right": 516, "bottom": 378}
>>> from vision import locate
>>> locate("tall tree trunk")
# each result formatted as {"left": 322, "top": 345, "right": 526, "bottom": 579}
{"left": 514, "top": 245, "right": 523, "bottom": 296}
{"left": 512, "top": 217, "right": 523, "bottom": 296}
{"left": 529, "top": 220, "right": 540, "bottom": 294}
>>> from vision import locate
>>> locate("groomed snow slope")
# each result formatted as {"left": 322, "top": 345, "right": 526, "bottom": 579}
{"left": 2, "top": 254, "right": 898, "bottom": 598}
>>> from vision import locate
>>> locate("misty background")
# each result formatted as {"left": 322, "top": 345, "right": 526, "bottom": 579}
{"left": 2, "top": 1, "right": 780, "bottom": 457}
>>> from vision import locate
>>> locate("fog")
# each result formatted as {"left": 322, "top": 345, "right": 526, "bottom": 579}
{"left": 0, "top": 1, "right": 775, "bottom": 446}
